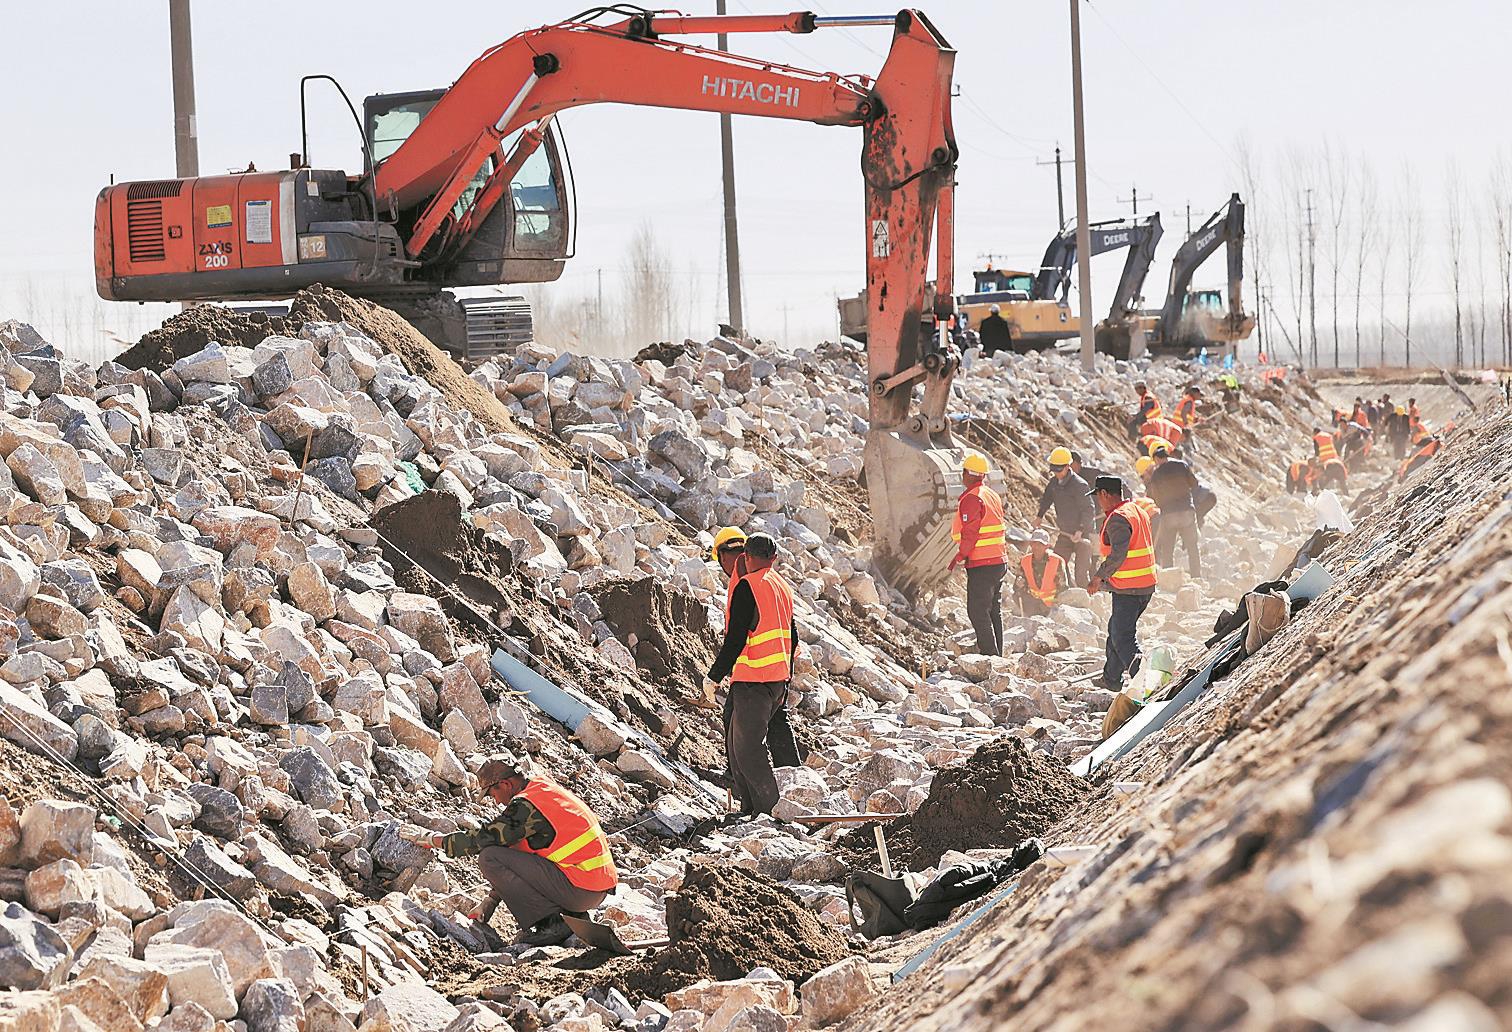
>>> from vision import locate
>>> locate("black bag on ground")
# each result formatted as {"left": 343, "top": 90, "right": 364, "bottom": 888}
{"left": 901, "top": 839, "right": 1045, "bottom": 931}
{"left": 845, "top": 871, "right": 915, "bottom": 940}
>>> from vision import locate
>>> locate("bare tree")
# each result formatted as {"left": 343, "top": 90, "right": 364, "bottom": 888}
{"left": 1400, "top": 167, "right": 1423, "bottom": 366}
{"left": 1493, "top": 154, "right": 1512, "bottom": 365}
{"left": 1377, "top": 197, "right": 1396, "bottom": 365}
{"left": 1323, "top": 143, "right": 1350, "bottom": 366}
{"left": 1352, "top": 161, "right": 1377, "bottom": 366}
{"left": 622, "top": 222, "right": 678, "bottom": 351}
{"left": 1446, "top": 160, "right": 1466, "bottom": 367}
{"left": 1237, "top": 137, "right": 1276, "bottom": 362}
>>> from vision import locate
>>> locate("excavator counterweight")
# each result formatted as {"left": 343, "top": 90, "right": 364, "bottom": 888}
{"left": 93, "top": 9, "right": 966, "bottom": 592}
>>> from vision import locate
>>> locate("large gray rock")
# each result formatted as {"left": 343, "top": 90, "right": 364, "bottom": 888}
{"left": 358, "top": 984, "right": 460, "bottom": 1032}
{"left": 0, "top": 900, "right": 73, "bottom": 989}
{"left": 369, "top": 823, "right": 431, "bottom": 877}
{"left": 186, "top": 784, "right": 243, "bottom": 839}
{"left": 0, "top": 684, "right": 78, "bottom": 764}
{"left": 648, "top": 429, "right": 707, "bottom": 480}
{"left": 278, "top": 748, "right": 342, "bottom": 811}
{"left": 241, "top": 977, "right": 304, "bottom": 1032}
{"left": 183, "top": 837, "right": 258, "bottom": 898}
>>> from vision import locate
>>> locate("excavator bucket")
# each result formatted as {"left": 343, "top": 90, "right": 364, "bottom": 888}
{"left": 865, "top": 431, "right": 966, "bottom": 595}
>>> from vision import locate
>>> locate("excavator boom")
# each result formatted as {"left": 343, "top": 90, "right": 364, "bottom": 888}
{"left": 93, "top": 9, "right": 963, "bottom": 591}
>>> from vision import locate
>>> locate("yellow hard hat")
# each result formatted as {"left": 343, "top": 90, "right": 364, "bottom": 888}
{"left": 962, "top": 452, "right": 991, "bottom": 476}
{"left": 1048, "top": 446, "right": 1073, "bottom": 467}
{"left": 1134, "top": 456, "right": 1154, "bottom": 476}
{"left": 1395, "top": 405, "right": 1406, "bottom": 415}
{"left": 709, "top": 526, "right": 747, "bottom": 562}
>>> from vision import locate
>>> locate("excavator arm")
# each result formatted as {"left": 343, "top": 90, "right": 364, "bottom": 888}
{"left": 1101, "top": 213, "right": 1163, "bottom": 322}
{"left": 1032, "top": 216, "right": 1162, "bottom": 306}
{"left": 1157, "top": 193, "right": 1247, "bottom": 336}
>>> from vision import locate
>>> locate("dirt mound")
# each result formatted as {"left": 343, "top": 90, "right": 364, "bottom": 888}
{"left": 286, "top": 287, "right": 515, "bottom": 434}
{"left": 370, "top": 490, "right": 517, "bottom": 634}
{"left": 594, "top": 577, "right": 717, "bottom": 701}
{"left": 855, "top": 736, "right": 1089, "bottom": 869}
{"left": 634, "top": 340, "right": 691, "bottom": 365}
{"left": 118, "top": 305, "right": 295, "bottom": 371}
{"left": 622, "top": 861, "right": 851, "bottom": 999}
{"left": 121, "top": 286, "right": 514, "bottom": 434}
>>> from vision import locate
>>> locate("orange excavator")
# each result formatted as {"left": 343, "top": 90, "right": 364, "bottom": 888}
{"left": 94, "top": 8, "right": 965, "bottom": 591}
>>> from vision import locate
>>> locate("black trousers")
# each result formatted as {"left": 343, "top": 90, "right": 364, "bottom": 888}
{"left": 722, "top": 682, "right": 786, "bottom": 814}
{"left": 1053, "top": 533, "right": 1094, "bottom": 586}
{"left": 965, "top": 563, "right": 1006, "bottom": 656}
{"left": 1104, "top": 591, "right": 1153, "bottom": 689}
{"left": 1154, "top": 509, "right": 1202, "bottom": 577}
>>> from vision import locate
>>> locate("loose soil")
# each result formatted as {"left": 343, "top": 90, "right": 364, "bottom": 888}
{"left": 845, "top": 736, "right": 1089, "bottom": 869}
{"left": 593, "top": 577, "right": 717, "bottom": 703}
{"left": 119, "top": 286, "right": 515, "bottom": 434}
{"left": 619, "top": 861, "right": 852, "bottom": 999}
{"left": 287, "top": 287, "right": 516, "bottom": 435}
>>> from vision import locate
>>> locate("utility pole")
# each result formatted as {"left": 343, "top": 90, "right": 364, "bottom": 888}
{"left": 1185, "top": 203, "right": 1192, "bottom": 235}
{"left": 716, "top": 0, "right": 744, "bottom": 335}
{"left": 1305, "top": 187, "right": 1318, "bottom": 367}
{"left": 1069, "top": 0, "right": 1095, "bottom": 374}
{"left": 168, "top": 0, "right": 199, "bottom": 178}
{"left": 1036, "top": 145, "right": 1074, "bottom": 230}
{"left": 1119, "top": 183, "right": 1152, "bottom": 215}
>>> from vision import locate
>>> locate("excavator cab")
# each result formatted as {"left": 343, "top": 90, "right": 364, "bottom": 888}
{"left": 362, "top": 88, "right": 573, "bottom": 284}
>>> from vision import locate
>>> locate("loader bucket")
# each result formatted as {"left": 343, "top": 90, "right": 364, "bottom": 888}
{"left": 864, "top": 430, "right": 967, "bottom": 595}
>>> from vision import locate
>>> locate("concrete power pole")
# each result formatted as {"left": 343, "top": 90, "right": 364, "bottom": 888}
{"left": 1037, "top": 146, "right": 1071, "bottom": 230}
{"left": 716, "top": 0, "right": 745, "bottom": 335}
{"left": 169, "top": 0, "right": 199, "bottom": 178}
{"left": 1069, "top": 0, "right": 1096, "bottom": 373}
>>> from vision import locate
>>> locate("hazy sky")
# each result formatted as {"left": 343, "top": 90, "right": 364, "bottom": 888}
{"left": 2, "top": 0, "right": 1506, "bottom": 360}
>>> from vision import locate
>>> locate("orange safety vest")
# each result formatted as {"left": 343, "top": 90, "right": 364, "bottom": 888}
{"left": 1132, "top": 495, "right": 1161, "bottom": 521}
{"left": 516, "top": 780, "right": 618, "bottom": 892}
{"left": 1352, "top": 407, "right": 1370, "bottom": 429}
{"left": 1143, "top": 417, "right": 1184, "bottom": 445}
{"left": 951, "top": 483, "right": 1007, "bottom": 567}
{"left": 1398, "top": 438, "right": 1441, "bottom": 478}
{"left": 731, "top": 566, "right": 795, "bottom": 682}
{"left": 1313, "top": 431, "right": 1339, "bottom": 463}
{"left": 1173, "top": 396, "right": 1198, "bottom": 426}
{"left": 1139, "top": 394, "right": 1163, "bottom": 421}
{"left": 1099, "top": 501, "right": 1157, "bottom": 591}
{"left": 1019, "top": 552, "right": 1063, "bottom": 605}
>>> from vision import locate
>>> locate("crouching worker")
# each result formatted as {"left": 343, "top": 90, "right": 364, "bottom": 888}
{"left": 428, "top": 755, "right": 617, "bottom": 946}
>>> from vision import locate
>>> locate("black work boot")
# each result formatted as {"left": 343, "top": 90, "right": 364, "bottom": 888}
{"left": 518, "top": 915, "right": 572, "bottom": 947}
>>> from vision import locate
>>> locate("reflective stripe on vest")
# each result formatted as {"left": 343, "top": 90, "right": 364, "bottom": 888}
{"left": 1133, "top": 496, "right": 1161, "bottom": 521}
{"left": 1019, "top": 552, "right": 1063, "bottom": 604}
{"left": 1174, "top": 397, "right": 1197, "bottom": 426}
{"left": 516, "top": 780, "right": 618, "bottom": 892}
{"left": 1142, "top": 435, "right": 1171, "bottom": 457}
{"left": 1143, "top": 417, "right": 1184, "bottom": 444}
{"left": 1100, "top": 501, "right": 1157, "bottom": 590}
{"left": 1314, "top": 432, "right": 1339, "bottom": 463}
{"left": 1141, "top": 395, "right": 1163, "bottom": 421}
{"left": 951, "top": 484, "right": 1007, "bottom": 565}
{"left": 732, "top": 567, "right": 795, "bottom": 682}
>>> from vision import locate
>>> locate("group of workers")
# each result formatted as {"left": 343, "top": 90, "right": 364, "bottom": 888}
{"left": 1290, "top": 393, "right": 1445, "bottom": 493}
{"left": 951, "top": 378, "right": 1221, "bottom": 694}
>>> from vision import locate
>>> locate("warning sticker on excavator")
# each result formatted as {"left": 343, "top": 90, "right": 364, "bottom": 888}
{"left": 245, "top": 201, "right": 273, "bottom": 244}
{"left": 872, "top": 219, "right": 891, "bottom": 258}
{"left": 206, "top": 205, "right": 232, "bottom": 229}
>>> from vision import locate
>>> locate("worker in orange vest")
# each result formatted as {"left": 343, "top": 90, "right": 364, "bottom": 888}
{"left": 428, "top": 754, "right": 618, "bottom": 946}
{"left": 1286, "top": 458, "right": 1317, "bottom": 495}
{"left": 704, "top": 526, "right": 803, "bottom": 768}
{"left": 707, "top": 533, "right": 797, "bottom": 817}
{"left": 1015, "top": 529, "right": 1067, "bottom": 617}
{"left": 1398, "top": 434, "right": 1442, "bottom": 480}
{"left": 1126, "top": 381, "right": 1163, "bottom": 437}
{"left": 1172, "top": 385, "right": 1203, "bottom": 455}
{"left": 1312, "top": 426, "right": 1341, "bottom": 464}
{"left": 951, "top": 452, "right": 1008, "bottom": 656}
{"left": 1088, "top": 476, "right": 1158, "bottom": 691}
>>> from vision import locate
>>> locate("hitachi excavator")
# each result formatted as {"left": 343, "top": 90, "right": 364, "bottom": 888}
{"left": 93, "top": 8, "right": 966, "bottom": 592}
{"left": 1097, "top": 193, "right": 1254, "bottom": 359}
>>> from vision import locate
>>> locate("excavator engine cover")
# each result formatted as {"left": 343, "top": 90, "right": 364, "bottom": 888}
{"left": 865, "top": 431, "right": 969, "bottom": 595}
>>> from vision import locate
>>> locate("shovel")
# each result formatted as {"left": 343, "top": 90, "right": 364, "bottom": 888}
{"left": 560, "top": 914, "right": 668, "bottom": 956}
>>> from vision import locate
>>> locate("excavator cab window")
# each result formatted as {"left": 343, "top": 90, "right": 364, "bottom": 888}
{"left": 507, "top": 132, "right": 567, "bottom": 255}
{"left": 973, "top": 270, "right": 1034, "bottom": 294}
{"left": 1185, "top": 289, "right": 1223, "bottom": 312}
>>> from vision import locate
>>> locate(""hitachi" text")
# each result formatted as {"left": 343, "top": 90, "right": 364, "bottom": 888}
{"left": 701, "top": 75, "right": 801, "bottom": 107}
